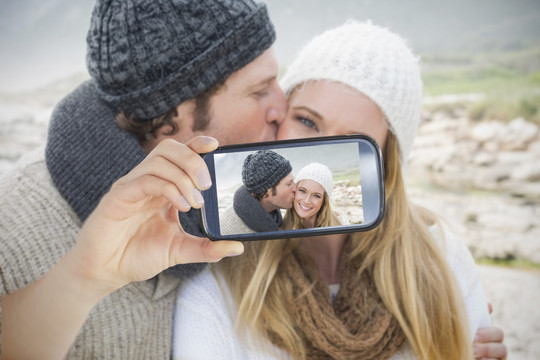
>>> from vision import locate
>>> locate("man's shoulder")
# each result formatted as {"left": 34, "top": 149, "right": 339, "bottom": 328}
{"left": 0, "top": 147, "right": 77, "bottom": 217}
{"left": 0, "top": 148, "right": 81, "bottom": 294}
{"left": 219, "top": 205, "right": 255, "bottom": 235}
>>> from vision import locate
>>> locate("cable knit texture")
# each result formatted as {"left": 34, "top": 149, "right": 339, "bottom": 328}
{"left": 295, "top": 162, "right": 334, "bottom": 198}
{"left": 87, "top": 0, "right": 275, "bottom": 119}
{"left": 242, "top": 150, "right": 292, "bottom": 195}
{"left": 280, "top": 21, "right": 423, "bottom": 164}
{"left": 172, "top": 228, "right": 491, "bottom": 359}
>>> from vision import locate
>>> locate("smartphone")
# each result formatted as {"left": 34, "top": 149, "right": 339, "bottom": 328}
{"left": 200, "top": 135, "right": 385, "bottom": 241}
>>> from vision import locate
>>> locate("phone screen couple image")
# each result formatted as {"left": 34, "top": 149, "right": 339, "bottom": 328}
{"left": 217, "top": 149, "right": 363, "bottom": 236}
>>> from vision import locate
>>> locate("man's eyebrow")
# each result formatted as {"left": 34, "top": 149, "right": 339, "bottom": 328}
{"left": 248, "top": 75, "right": 275, "bottom": 90}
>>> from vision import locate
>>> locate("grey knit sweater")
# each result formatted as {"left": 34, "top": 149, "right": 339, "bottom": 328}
{"left": 0, "top": 81, "right": 205, "bottom": 358}
{"left": 0, "top": 149, "right": 181, "bottom": 358}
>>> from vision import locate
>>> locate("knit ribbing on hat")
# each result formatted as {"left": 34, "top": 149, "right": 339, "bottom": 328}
{"left": 279, "top": 20, "right": 423, "bottom": 164}
{"left": 242, "top": 150, "right": 292, "bottom": 195}
{"left": 295, "top": 162, "right": 333, "bottom": 197}
{"left": 87, "top": 0, "right": 275, "bottom": 120}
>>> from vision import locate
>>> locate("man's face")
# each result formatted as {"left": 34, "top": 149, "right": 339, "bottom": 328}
{"left": 191, "top": 47, "right": 288, "bottom": 145}
{"left": 266, "top": 172, "right": 296, "bottom": 210}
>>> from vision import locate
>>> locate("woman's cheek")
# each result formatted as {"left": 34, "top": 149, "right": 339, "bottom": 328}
{"left": 276, "top": 120, "right": 295, "bottom": 140}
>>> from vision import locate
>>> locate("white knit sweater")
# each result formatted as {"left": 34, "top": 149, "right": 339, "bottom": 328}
{"left": 172, "top": 229, "right": 491, "bottom": 359}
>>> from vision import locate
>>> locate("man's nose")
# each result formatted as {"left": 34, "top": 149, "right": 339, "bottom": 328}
{"left": 266, "top": 84, "right": 288, "bottom": 125}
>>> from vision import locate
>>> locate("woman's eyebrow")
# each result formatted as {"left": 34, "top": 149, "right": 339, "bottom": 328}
{"left": 291, "top": 105, "right": 323, "bottom": 120}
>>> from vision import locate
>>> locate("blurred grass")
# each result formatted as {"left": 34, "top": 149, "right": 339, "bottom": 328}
{"left": 422, "top": 46, "right": 540, "bottom": 124}
{"left": 476, "top": 257, "right": 540, "bottom": 270}
{"left": 333, "top": 166, "right": 362, "bottom": 187}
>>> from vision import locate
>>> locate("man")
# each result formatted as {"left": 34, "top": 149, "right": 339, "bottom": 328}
{"left": 1, "top": 0, "right": 285, "bottom": 358}
{"left": 221, "top": 150, "right": 296, "bottom": 235}
{"left": 0, "top": 0, "right": 507, "bottom": 358}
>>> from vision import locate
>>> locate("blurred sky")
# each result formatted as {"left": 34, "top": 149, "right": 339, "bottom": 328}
{"left": 0, "top": 0, "right": 539, "bottom": 93}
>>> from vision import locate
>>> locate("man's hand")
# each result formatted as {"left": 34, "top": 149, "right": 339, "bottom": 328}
{"left": 72, "top": 136, "right": 244, "bottom": 293}
{"left": 2, "top": 136, "right": 244, "bottom": 360}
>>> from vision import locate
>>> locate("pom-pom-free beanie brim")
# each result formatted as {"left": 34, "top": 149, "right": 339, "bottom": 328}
{"left": 295, "top": 162, "right": 333, "bottom": 197}
{"left": 280, "top": 20, "right": 423, "bottom": 164}
{"left": 242, "top": 150, "right": 292, "bottom": 195}
{"left": 87, "top": 0, "right": 275, "bottom": 120}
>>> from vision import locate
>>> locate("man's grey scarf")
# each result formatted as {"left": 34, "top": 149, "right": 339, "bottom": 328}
{"left": 45, "top": 80, "right": 205, "bottom": 278}
{"left": 233, "top": 185, "right": 283, "bottom": 232}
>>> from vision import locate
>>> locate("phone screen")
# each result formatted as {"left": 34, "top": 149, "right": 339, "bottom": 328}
{"left": 200, "top": 135, "right": 385, "bottom": 241}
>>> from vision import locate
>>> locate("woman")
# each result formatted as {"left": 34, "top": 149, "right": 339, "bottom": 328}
{"left": 173, "top": 21, "right": 493, "bottom": 359}
{"left": 283, "top": 162, "right": 343, "bottom": 230}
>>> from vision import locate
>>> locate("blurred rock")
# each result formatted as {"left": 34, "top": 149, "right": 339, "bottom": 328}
{"left": 408, "top": 108, "right": 540, "bottom": 267}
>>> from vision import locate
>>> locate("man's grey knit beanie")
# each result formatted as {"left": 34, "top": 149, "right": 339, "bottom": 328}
{"left": 86, "top": 0, "right": 275, "bottom": 120}
{"left": 242, "top": 150, "right": 292, "bottom": 196}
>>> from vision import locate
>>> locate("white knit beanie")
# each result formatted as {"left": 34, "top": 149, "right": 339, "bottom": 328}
{"left": 280, "top": 20, "right": 423, "bottom": 164}
{"left": 295, "top": 163, "right": 333, "bottom": 197}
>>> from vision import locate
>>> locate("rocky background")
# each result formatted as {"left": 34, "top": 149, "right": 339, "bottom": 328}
{"left": 1, "top": 81, "right": 539, "bottom": 359}
{"left": 407, "top": 100, "right": 540, "bottom": 359}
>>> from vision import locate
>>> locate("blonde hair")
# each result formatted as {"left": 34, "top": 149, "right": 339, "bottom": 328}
{"left": 217, "top": 132, "right": 472, "bottom": 360}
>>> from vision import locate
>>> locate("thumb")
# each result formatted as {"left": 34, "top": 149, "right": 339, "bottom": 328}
{"left": 186, "top": 136, "right": 219, "bottom": 155}
{"left": 171, "top": 234, "right": 244, "bottom": 265}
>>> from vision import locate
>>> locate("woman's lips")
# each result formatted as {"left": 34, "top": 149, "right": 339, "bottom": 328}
{"left": 298, "top": 202, "right": 312, "bottom": 211}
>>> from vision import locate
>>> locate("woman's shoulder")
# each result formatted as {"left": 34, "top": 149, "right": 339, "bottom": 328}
{"left": 429, "top": 224, "right": 475, "bottom": 270}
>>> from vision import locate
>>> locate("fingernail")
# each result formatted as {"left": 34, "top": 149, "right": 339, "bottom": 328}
{"left": 179, "top": 195, "right": 191, "bottom": 209}
{"left": 197, "top": 169, "right": 212, "bottom": 189}
{"left": 226, "top": 247, "right": 244, "bottom": 257}
{"left": 200, "top": 136, "right": 217, "bottom": 144}
{"left": 193, "top": 189, "right": 204, "bottom": 205}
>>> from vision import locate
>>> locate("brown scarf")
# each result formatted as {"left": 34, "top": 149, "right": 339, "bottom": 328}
{"left": 269, "top": 241, "right": 405, "bottom": 360}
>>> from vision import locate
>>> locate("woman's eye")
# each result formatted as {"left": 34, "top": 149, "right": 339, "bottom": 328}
{"left": 296, "top": 116, "right": 317, "bottom": 130}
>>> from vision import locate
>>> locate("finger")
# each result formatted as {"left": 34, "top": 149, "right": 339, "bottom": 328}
{"left": 185, "top": 135, "right": 219, "bottom": 155}
{"left": 102, "top": 174, "right": 193, "bottom": 220}
{"left": 473, "top": 343, "right": 508, "bottom": 360}
{"left": 127, "top": 138, "right": 217, "bottom": 191}
{"left": 153, "top": 137, "right": 218, "bottom": 190}
{"left": 170, "top": 234, "right": 244, "bottom": 264}
{"left": 127, "top": 155, "right": 205, "bottom": 209}
{"left": 475, "top": 326, "right": 504, "bottom": 343}
{"left": 487, "top": 301, "right": 493, "bottom": 314}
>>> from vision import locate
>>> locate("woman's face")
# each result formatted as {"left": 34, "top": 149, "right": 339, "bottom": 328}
{"left": 294, "top": 179, "right": 325, "bottom": 222}
{"left": 277, "top": 81, "right": 388, "bottom": 150}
